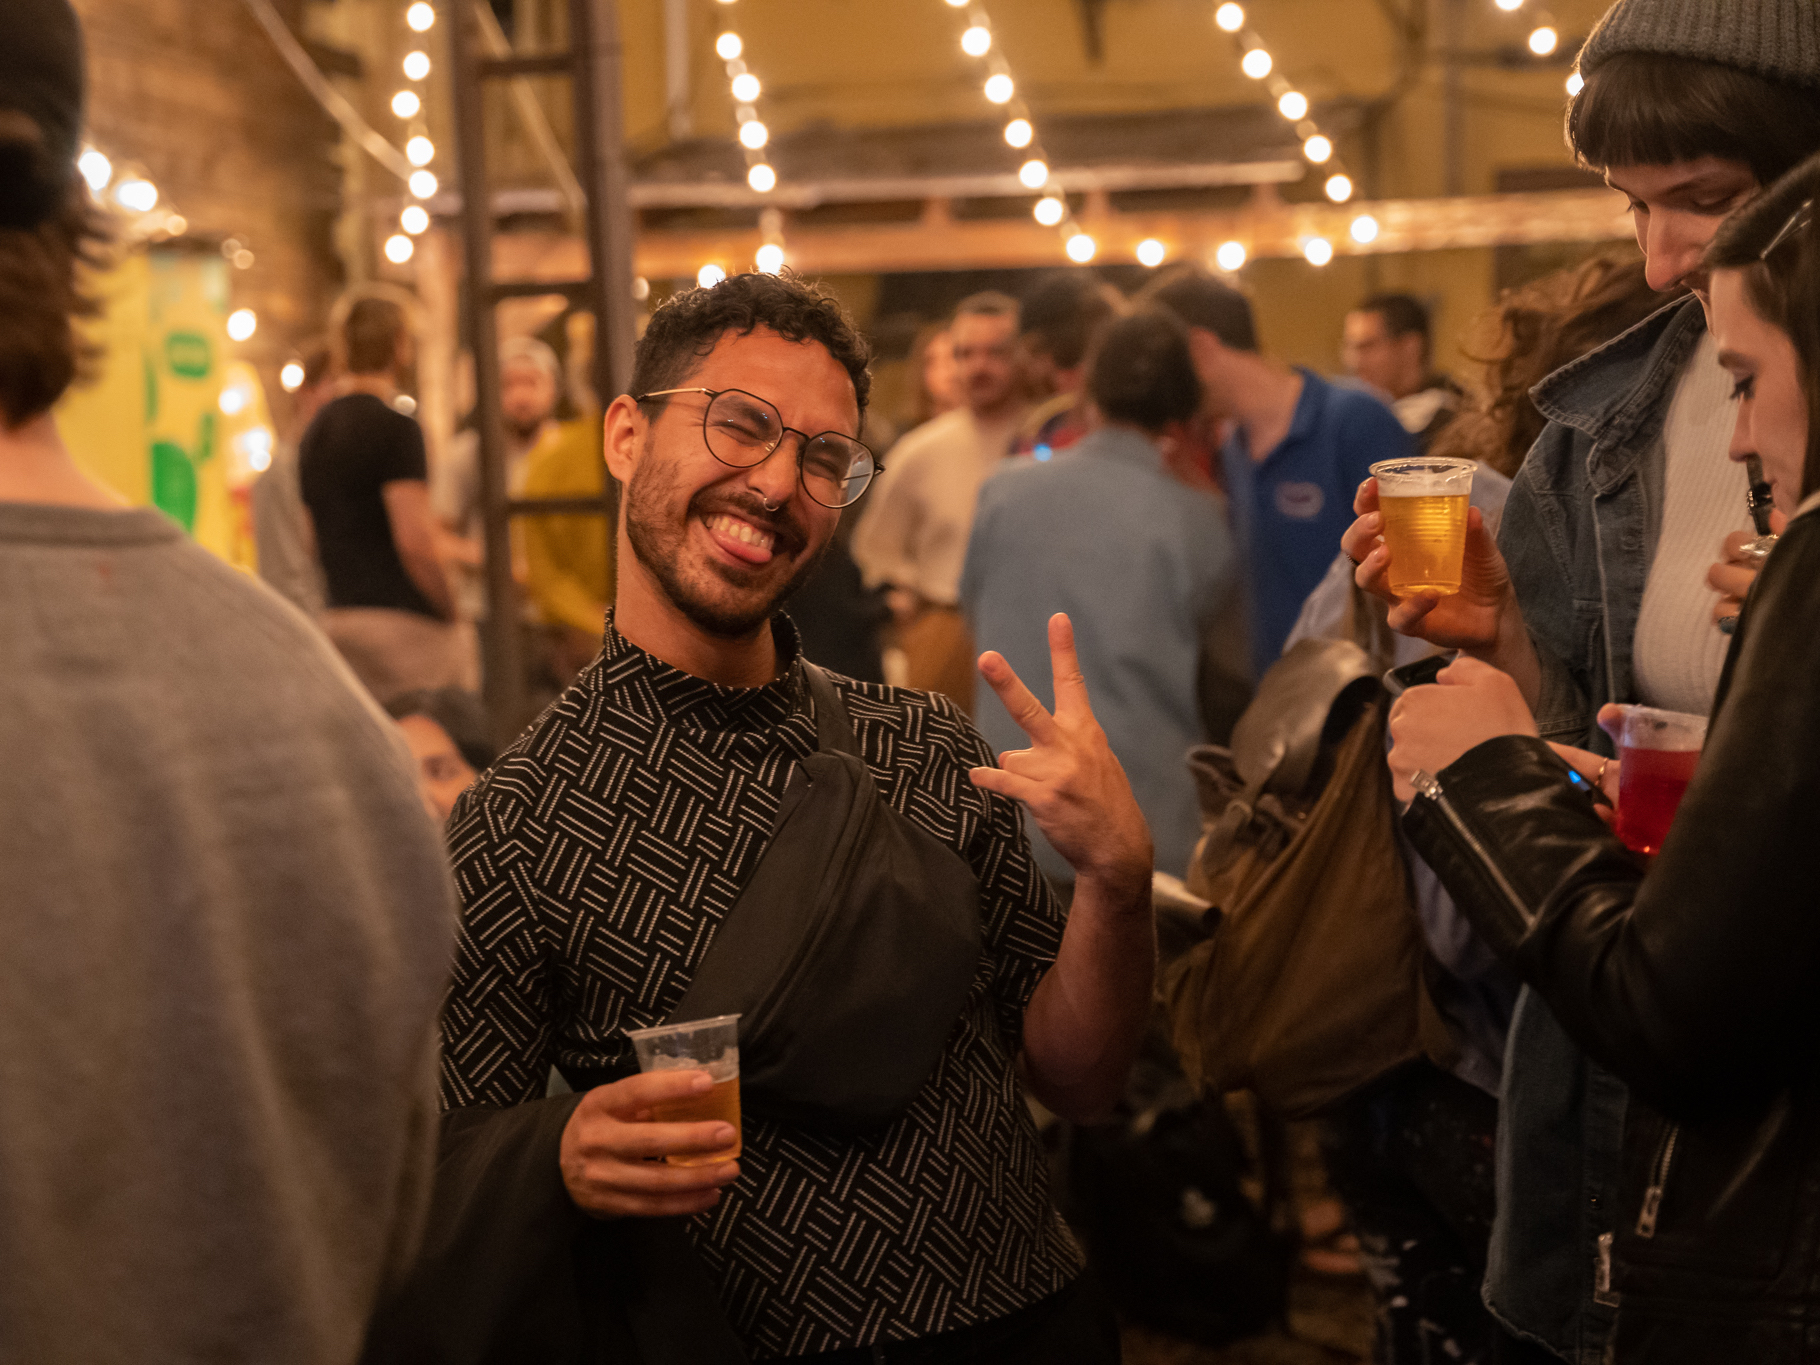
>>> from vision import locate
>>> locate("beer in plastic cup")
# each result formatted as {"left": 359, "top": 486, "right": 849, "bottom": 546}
{"left": 1370, "top": 457, "right": 1477, "bottom": 597}
{"left": 624, "top": 1013, "right": 742, "bottom": 1167}
{"left": 1614, "top": 706, "right": 1707, "bottom": 857}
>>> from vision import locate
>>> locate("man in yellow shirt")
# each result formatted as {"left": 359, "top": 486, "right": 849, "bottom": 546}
{"left": 519, "top": 415, "right": 614, "bottom": 679}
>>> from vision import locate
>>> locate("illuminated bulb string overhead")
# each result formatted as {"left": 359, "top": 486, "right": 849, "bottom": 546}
{"left": 1487, "top": 0, "right": 1566, "bottom": 72}
{"left": 702, "top": 0, "right": 784, "bottom": 282}
{"left": 387, "top": 0, "right": 440, "bottom": 262}
{"left": 1209, "top": 2, "right": 1377, "bottom": 266}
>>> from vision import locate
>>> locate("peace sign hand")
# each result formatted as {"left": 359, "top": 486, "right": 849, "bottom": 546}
{"left": 969, "top": 613, "right": 1153, "bottom": 890}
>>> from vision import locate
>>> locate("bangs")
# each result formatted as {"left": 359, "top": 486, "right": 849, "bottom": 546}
{"left": 1570, "top": 53, "right": 1820, "bottom": 186}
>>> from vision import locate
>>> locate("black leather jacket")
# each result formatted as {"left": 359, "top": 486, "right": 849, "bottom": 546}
{"left": 1402, "top": 503, "right": 1820, "bottom": 1364}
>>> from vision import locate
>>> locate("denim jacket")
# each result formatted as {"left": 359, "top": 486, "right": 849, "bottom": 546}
{"left": 1486, "top": 296, "right": 1706, "bottom": 1362}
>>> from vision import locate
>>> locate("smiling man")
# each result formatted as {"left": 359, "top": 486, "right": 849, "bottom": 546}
{"left": 424, "top": 274, "right": 1153, "bottom": 1365}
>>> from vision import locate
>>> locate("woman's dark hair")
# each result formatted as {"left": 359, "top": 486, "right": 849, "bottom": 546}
{"left": 1430, "top": 254, "right": 1672, "bottom": 479}
{"left": 632, "top": 270, "right": 872, "bottom": 417}
{"left": 0, "top": 172, "right": 108, "bottom": 429}
{"left": 1707, "top": 153, "right": 1820, "bottom": 502}
{"left": 1088, "top": 308, "right": 1201, "bottom": 433}
{"left": 1570, "top": 53, "right": 1820, "bottom": 186}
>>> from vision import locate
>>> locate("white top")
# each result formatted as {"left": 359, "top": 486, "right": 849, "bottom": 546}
{"left": 850, "top": 405, "right": 1024, "bottom": 605}
{"left": 1631, "top": 331, "right": 1752, "bottom": 716}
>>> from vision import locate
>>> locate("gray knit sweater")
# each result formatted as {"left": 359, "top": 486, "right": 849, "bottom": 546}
{"left": 0, "top": 503, "right": 456, "bottom": 1364}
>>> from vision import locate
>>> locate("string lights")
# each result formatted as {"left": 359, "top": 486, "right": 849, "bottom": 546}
{"left": 1208, "top": 2, "right": 1374, "bottom": 269}
{"left": 384, "top": 0, "right": 440, "bottom": 265}
{"left": 691, "top": 0, "right": 783, "bottom": 282}
{"left": 1488, "top": 0, "right": 1565, "bottom": 81}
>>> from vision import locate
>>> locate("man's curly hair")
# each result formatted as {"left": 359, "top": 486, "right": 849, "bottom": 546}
{"left": 631, "top": 270, "right": 872, "bottom": 418}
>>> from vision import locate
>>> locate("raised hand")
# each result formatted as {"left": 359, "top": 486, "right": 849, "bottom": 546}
{"left": 559, "top": 1070, "right": 740, "bottom": 1218}
{"left": 968, "top": 613, "right": 1152, "bottom": 889}
{"left": 1341, "top": 477, "right": 1511, "bottom": 649}
{"left": 1707, "top": 510, "right": 1788, "bottom": 627}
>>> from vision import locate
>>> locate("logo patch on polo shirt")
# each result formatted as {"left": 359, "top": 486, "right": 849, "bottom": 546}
{"left": 1273, "top": 481, "right": 1324, "bottom": 520}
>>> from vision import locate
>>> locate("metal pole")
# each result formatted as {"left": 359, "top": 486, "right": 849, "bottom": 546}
{"left": 446, "top": 0, "right": 531, "bottom": 745}
{"left": 1442, "top": 0, "right": 1465, "bottom": 197}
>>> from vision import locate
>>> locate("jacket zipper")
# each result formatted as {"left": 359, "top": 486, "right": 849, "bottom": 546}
{"left": 1411, "top": 771, "right": 1534, "bottom": 925}
{"left": 1635, "top": 1123, "right": 1679, "bottom": 1238}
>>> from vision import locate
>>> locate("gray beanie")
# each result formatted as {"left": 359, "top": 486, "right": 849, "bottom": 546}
{"left": 1578, "top": 0, "right": 1820, "bottom": 87}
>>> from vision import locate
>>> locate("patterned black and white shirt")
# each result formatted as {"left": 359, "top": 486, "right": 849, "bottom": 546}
{"left": 440, "top": 616, "right": 1084, "bottom": 1359}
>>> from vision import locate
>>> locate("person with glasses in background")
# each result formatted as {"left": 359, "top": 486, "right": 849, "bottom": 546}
{"left": 401, "top": 273, "right": 1154, "bottom": 1365}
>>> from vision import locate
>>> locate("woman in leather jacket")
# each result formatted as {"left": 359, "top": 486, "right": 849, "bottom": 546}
{"left": 1381, "top": 159, "right": 1820, "bottom": 1364}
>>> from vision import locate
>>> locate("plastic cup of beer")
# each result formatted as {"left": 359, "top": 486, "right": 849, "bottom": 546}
{"left": 1613, "top": 707, "right": 1706, "bottom": 857}
{"left": 624, "top": 1013, "right": 741, "bottom": 1167}
{"left": 1370, "top": 457, "right": 1477, "bottom": 597}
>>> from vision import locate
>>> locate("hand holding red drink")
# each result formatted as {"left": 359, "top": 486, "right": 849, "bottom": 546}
{"left": 1598, "top": 705, "right": 1707, "bottom": 857}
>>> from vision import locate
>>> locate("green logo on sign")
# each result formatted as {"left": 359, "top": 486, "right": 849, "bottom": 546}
{"left": 164, "top": 332, "right": 213, "bottom": 379}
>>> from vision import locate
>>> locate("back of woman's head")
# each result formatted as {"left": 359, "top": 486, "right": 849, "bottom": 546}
{"left": 1707, "top": 153, "right": 1820, "bottom": 500}
{"left": 1088, "top": 309, "right": 1201, "bottom": 434}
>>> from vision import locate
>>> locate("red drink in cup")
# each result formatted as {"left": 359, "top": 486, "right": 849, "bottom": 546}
{"left": 1613, "top": 706, "right": 1707, "bottom": 857}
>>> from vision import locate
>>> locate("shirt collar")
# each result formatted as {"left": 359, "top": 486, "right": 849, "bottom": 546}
{"left": 1074, "top": 424, "right": 1166, "bottom": 470}
{"left": 595, "top": 609, "right": 816, "bottom": 747}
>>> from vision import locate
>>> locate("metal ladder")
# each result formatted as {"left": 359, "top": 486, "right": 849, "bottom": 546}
{"left": 444, "top": 0, "right": 638, "bottom": 743}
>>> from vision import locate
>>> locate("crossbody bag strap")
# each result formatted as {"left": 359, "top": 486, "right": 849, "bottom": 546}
{"left": 800, "top": 661, "right": 859, "bottom": 755}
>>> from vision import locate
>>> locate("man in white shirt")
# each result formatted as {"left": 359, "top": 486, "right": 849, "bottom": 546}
{"left": 852, "top": 292, "right": 1029, "bottom": 709}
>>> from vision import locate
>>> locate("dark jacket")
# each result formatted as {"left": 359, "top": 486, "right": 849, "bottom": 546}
{"left": 1402, "top": 496, "right": 1820, "bottom": 1364}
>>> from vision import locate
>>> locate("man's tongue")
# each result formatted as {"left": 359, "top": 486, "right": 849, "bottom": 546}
{"left": 703, "top": 511, "right": 777, "bottom": 565}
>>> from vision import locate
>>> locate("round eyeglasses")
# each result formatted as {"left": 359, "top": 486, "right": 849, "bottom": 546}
{"left": 635, "top": 386, "right": 881, "bottom": 509}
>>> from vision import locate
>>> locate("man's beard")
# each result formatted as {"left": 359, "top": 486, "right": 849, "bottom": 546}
{"left": 623, "top": 443, "right": 831, "bottom": 639}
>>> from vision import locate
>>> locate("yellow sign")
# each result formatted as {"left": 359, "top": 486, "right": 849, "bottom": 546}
{"left": 56, "top": 245, "right": 272, "bottom": 570}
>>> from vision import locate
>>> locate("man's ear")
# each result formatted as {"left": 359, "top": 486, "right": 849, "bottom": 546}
{"left": 604, "top": 393, "right": 644, "bottom": 483}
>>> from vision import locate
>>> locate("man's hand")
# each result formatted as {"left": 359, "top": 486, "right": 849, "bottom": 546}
{"left": 558, "top": 1071, "right": 740, "bottom": 1219}
{"left": 1342, "top": 478, "right": 1511, "bottom": 649}
{"left": 1387, "top": 656, "right": 1539, "bottom": 803}
{"left": 969, "top": 613, "right": 1152, "bottom": 892}
{"left": 1707, "top": 511, "right": 1788, "bottom": 626}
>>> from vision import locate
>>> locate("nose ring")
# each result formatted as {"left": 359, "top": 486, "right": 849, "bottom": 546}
{"left": 760, "top": 495, "right": 782, "bottom": 512}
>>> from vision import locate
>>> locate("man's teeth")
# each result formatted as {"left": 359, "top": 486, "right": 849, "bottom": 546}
{"left": 706, "top": 514, "right": 775, "bottom": 550}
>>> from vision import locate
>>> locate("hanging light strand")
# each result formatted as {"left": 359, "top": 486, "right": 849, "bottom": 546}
{"left": 701, "top": 1, "right": 782, "bottom": 280}
{"left": 1209, "top": 3, "right": 1365, "bottom": 266}
{"left": 944, "top": 4, "right": 1100, "bottom": 263}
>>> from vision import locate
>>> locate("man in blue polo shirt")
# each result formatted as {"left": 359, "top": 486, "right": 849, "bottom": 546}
{"left": 1146, "top": 268, "right": 1411, "bottom": 679}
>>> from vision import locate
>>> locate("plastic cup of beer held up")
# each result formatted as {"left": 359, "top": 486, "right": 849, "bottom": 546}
{"left": 624, "top": 1013, "right": 742, "bottom": 1167}
{"left": 1370, "top": 457, "right": 1477, "bottom": 597}
{"left": 1613, "top": 706, "right": 1707, "bottom": 857}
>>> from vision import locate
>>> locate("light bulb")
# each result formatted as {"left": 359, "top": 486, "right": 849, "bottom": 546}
{"left": 1004, "top": 118, "right": 1033, "bottom": 148}
{"left": 1495, "top": 0, "right": 1523, "bottom": 9}
{"left": 392, "top": 89, "right": 421, "bottom": 118}
{"left": 1303, "top": 237, "right": 1334, "bottom": 266}
{"left": 961, "top": 25, "right": 991, "bottom": 57}
{"left": 241, "top": 429, "right": 274, "bottom": 473}
{"left": 1278, "top": 91, "right": 1308, "bottom": 121}
{"left": 219, "top": 384, "right": 249, "bottom": 415}
{"left": 944, "top": 0, "right": 968, "bottom": 6}
{"left": 165, "top": 213, "right": 188, "bottom": 236}
{"left": 984, "top": 73, "right": 1014, "bottom": 104}
{"left": 78, "top": 148, "right": 111, "bottom": 191}
{"left": 1529, "top": 25, "right": 1558, "bottom": 56}
{"left": 747, "top": 162, "right": 776, "bottom": 192}
{"left": 1215, "top": 3, "right": 1245, "bottom": 33}
{"left": 739, "top": 120, "right": 769, "bottom": 149}
{"left": 1215, "top": 240, "right": 1247, "bottom": 272}
{"left": 698, "top": 263, "right": 727, "bottom": 287}
{"left": 1019, "top": 158, "right": 1048, "bottom": 189}
{"left": 401, "top": 204, "right": 430, "bottom": 235}
{"left": 1241, "top": 48, "right": 1272, "bottom": 79}
{"left": 1033, "top": 196, "right": 1066, "bottom": 227}
{"left": 1325, "top": 173, "right": 1353, "bottom": 202}
{"left": 1303, "top": 134, "right": 1333, "bottom": 163}
{"left": 1350, "top": 214, "right": 1380, "bottom": 244}
{"left": 755, "top": 243, "right": 785, "bottom": 274}
{"left": 403, "top": 50, "right": 431, "bottom": 80}
{"left": 115, "top": 178, "right": 158, "bottom": 213}
{"left": 732, "top": 72, "right": 761, "bottom": 103}
{"left": 385, "top": 233, "right": 415, "bottom": 264}
{"left": 716, "top": 31, "right": 743, "bottom": 60}
{"left": 633, "top": 276, "right": 651, "bottom": 301}
{"left": 406, "top": 2, "right": 434, "bottom": 32}
{"left": 406, "top": 135, "right": 435, "bottom": 166}
{"left": 226, "top": 309, "right": 258, "bottom": 342}
{"left": 1065, "top": 233, "right": 1096, "bottom": 263}
{"left": 280, "top": 361, "right": 306, "bottom": 393}
{"left": 409, "top": 169, "right": 439, "bottom": 199}
{"left": 1136, "top": 238, "right": 1166, "bottom": 268}
{"left": 1566, "top": 70, "right": 1585, "bottom": 96}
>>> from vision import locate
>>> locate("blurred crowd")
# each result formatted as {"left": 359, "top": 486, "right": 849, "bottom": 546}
{"left": 6, "top": 0, "right": 1820, "bottom": 1363}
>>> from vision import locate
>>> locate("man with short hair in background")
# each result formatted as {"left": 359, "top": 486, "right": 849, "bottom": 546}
{"left": 301, "top": 296, "right": 470, "bottom": 702}
{"left": 1342, "top": 292, "right": 1462, "bottom": 452}
{"left": 0, "top": 7, "right": 456, "bottom": 1358}
{"left": 1010, "top": 271, "right": 1125, "bottom": 461}
{"left": 1146, "top": 267, "right": 1412, "bottom": 681}
{"left": 852, "top": 291, "right": 1030, "bottom": 709}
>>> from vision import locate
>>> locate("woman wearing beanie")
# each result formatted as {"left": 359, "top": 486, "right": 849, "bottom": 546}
{"left": 1341, "top": 1, "right": 1820, "bottom": 1361}
{"left": 1383, "top": 152, "right": 1820, "bottom": 1365}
